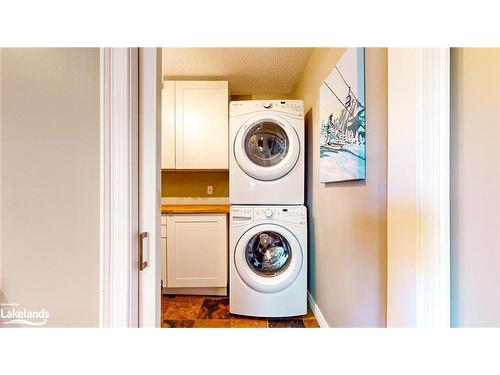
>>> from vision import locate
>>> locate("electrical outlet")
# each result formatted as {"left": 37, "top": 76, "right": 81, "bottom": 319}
{"left": 207, "top": 185, "right": 213, "bottom": 195}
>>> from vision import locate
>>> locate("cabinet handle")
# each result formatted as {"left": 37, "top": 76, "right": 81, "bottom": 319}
{"left": 139, "top": 232, "right": 148, "bottom": 271}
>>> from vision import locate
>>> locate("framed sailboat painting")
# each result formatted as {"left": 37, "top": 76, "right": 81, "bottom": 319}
{"left": 319, "top": 48, "right": 366, "bottom": 182}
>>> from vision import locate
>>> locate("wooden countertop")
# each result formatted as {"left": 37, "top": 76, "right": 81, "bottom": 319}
{"left": 161, "top": 204, "right": 230, "bottom": 214}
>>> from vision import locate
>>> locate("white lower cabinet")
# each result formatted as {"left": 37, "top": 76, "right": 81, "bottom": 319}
{"left": 161, "top": 215, "right": 167, "bottom": 288}
{"left": 165, "top": 213, "right": 227, "bottom": 292}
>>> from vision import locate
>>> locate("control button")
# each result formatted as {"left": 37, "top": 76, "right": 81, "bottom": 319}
{"left": 265, "top": 209, "right": 273, "bottom": 218}
{"left": 263, "top": 101, "right": 272, "bottom": 109}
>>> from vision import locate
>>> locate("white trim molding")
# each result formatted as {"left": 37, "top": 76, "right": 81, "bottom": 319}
{"left": 415, "top": 48, "right": 451, "bottom": 327}
{"left": 387, "top": 48, "right": 450, "bottom": 327}
{"left": 100, "top": 48, "right": 139, "bottom": 328}
{"left": 307, "top": 291, "right": 329, "bottom": 328}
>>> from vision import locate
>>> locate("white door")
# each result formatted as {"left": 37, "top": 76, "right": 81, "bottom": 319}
{"left": 166, "top": 214, "right": 227, "bottom": 288}
{"left": 175, "top": 80, "right": 228, "bottom": 169}
{"left": 138, "top": 48, "right": 162, "bottom": 327}
{"left": 233, "top": 114, "right": 300, "bottom": 180}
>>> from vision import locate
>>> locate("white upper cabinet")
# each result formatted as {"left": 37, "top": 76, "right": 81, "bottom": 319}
{"left": 161, "top": 80, "right": 229, "bottom": 170}
{"left": 161, "top": 81, "right": 176, "bottom": 169}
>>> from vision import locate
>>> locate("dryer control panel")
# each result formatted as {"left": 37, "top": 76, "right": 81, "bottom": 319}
{"left": 231, "top": 206, "right": 306, "bottom": 225}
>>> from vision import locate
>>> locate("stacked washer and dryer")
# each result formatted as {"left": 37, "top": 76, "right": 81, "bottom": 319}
{"left": 229, "top": 100, "right": 307, "bottom": 317}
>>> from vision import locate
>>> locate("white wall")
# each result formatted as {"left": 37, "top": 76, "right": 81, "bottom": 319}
{"left": 0, "top": 48, "right": 100, "bottom": 327}
{"left": 386, "top": 49, "right": 418, "bottom": 327}
{"left": 451, "top": 48, "right": 500, "bottom": 327}
{"left": 293, "top": 48, "right": 388, "bottom": 327}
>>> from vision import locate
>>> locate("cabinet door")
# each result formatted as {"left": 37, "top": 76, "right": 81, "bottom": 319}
{"left": 166, "top": 213, "right": 227, "bottom": 288}
{"left": 161, "top": 214, "right": 167, "bottom": 288}
{"left": 161, "top": 81, "right": 175, "bottom": 169}
{"left": 175, "top": 81, "right": 228, "bottom": 169}
{"left": 161, "top": 237, "right": 167, "bottom": 288}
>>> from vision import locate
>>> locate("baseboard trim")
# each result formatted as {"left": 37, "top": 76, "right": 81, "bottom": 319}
{"left": 163, "top": 287, "right": 227, "bottom": 296}
{"left": 307, "top": 291, "right": 329, "bottom": 328}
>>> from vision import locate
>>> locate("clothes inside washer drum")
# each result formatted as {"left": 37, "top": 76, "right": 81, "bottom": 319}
{"left": 245, "top": 231, "right": 292, "bottom": 277}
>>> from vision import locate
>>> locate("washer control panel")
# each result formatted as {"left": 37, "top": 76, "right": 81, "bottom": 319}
{"left": 230, "top": 100, "right": 304, "bottom": 117}
{"left": 231, "top": 206, "right": 306, "bottom": 225}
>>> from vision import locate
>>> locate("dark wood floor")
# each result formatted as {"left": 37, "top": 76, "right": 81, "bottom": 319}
{"left": 162, "top": 295, "right": 320, "bottom": 328}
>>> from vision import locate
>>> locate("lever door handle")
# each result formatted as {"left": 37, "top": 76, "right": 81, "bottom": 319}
{"left": 139, "top": 232, "right": 148, "bottom": 271}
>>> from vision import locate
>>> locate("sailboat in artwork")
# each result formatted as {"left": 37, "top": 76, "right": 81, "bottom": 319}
{"left": 319, "top": 48, "right": 366, "bottom": 182}
{"left": 320, "top": 85, "right": 365, "bottom": 152}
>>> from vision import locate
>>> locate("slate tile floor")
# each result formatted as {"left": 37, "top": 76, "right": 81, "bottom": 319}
{"left": 162, "top": 295, "right": 320, "bottom": 328}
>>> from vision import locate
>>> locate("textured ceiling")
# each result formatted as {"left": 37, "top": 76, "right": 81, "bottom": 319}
{"left": 162, "top": 48, "right": 313, "bottom": 95}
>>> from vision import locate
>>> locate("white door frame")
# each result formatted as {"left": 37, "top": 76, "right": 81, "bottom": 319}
{"left": 99, "top": 46, "right": 450, "bottom": 328}
{"left": 387, "top": 48, "right": 451, "bottom": 327}
{"left": 99, "top": 48, "right": 161, "bottom": 327}
{"left": 99, "top": 48, "right": 139, "bottom": 328}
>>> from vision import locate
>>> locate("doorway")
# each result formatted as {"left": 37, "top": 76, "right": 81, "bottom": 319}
{"left": 158, "top": 48, "right": 319, "bottom": 328}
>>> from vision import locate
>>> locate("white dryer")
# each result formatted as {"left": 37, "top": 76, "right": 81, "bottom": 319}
{"left": 230, "top": 205, "right": 307, "bottom": 317}
{"left": 229, "top": 100, "right": 304, "bottom": 205}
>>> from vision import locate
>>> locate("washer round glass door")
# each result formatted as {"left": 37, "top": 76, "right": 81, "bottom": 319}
{"left": 245, "top": 231, "right": 291, "bottom": 277}
{"left": 235, "top": 224, "right": 303, "bottom": 293}
{"left": 234, "top": 114, "right": 300, "bottom": 181}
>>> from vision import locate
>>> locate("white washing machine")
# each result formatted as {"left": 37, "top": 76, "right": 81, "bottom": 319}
{"left": 229, "top": 100, "right": 305, "bottom": 205}
{"left": 230, "top": 205, "right": 307, "bottom": 317}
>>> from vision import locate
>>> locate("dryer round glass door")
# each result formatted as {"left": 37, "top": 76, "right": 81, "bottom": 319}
{"left": 235, "top": 224, "right": 303, "bottom": 293}
{"left": 244, "top": 121, "right": 289, "bottom": 167}
{"left": 234, "top": 114, "right": 300, "bottom": 181}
